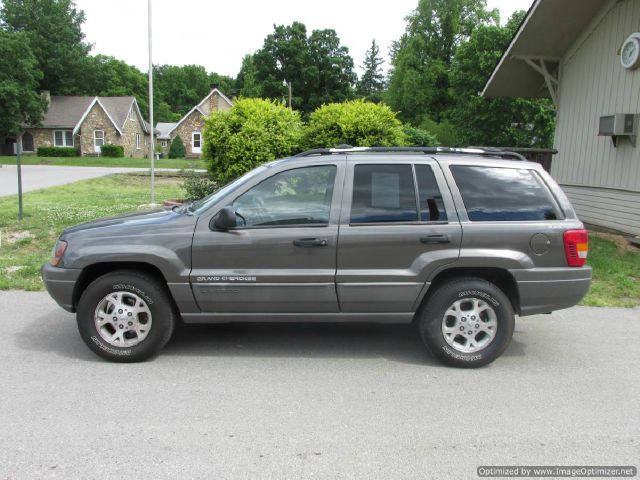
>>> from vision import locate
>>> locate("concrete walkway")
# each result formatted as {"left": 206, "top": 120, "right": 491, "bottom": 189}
{"left": 0, "top": 164, "right": 152, "bottom": 197}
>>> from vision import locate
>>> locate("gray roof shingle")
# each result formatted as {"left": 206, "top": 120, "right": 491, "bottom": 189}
{"left": 39, "top": 96, "right": 140, "bottom": 132}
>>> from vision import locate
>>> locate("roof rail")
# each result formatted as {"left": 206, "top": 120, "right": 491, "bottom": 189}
{"left": 294, "top": 146, "right": 527, "bottom": 161}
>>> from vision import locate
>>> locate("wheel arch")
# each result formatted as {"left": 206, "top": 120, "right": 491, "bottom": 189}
{"left": 418, "top": 267, "right": 520, "bottom": 316}
{"left": 72, "top": 262, "right": 170, "bottom": 311}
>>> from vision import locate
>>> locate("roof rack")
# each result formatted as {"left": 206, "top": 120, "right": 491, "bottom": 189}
{"left": 294, "top": 146, "right": 527, "bottom": 161}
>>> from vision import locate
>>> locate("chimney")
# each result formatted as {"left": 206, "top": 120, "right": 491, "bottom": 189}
{"left": 210, "top": 83, "right": 219, "bottom": 91}
{"left": 41, "top": 90, "right": 51, "bottom": 108}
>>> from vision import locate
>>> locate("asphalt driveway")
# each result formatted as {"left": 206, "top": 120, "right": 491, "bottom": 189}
{"left": 0, "top": 291, "right": 638, "bottom": 479}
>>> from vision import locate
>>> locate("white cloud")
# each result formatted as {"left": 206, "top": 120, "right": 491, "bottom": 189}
{"left": 76, "top": 0, "right": 533, "bottom": 77}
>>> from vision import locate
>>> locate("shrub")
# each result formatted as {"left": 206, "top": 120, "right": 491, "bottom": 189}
{"left": 37, "top": 146, "right": 78, "bottom": 157}
{"left": 100, "top": 144, "right": 124, "bottom": 157}
{"left": 303, "top": 100, "right": 407, "bottom": 149}
{"left": 168, "top": 136, "right": 186, "bottom": 159}
{"left": 203, "top": 98, "right": 303, "bottom": 183}
{"left": 181, "top": 169, "right": 218, "bottom": 201}
{"left": 402, "top": 124, "right": 439, "bottom": 147}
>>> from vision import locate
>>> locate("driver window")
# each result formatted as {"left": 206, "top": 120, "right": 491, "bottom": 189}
{"left": 233, "top": 165, "right": 336, "bottom": 227}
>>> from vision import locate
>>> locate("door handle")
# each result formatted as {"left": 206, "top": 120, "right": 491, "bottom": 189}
{"left": 293, "top": 238, "right": 328, "bottom": 248}
{"left": 420, "top": 234, "right": 450, "bottom": 245}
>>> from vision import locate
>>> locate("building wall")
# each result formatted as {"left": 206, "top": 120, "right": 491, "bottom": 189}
{"left": 174, "top": 110, "right": 205, "bottom": 157}
{"left": 24, "top": 128, "right": 58, "bottom": 151}
{"left": 553, "top": 0, "right": 640, "bottom": 234}
{"left": 78, "top": 103, "right": 120, "bottom": 156}
{"left": 121, "top": 105, "right": 149, "bottom": 158}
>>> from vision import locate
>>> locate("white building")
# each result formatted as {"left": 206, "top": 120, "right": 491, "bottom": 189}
{"left": 483, "top": 0, "right": 640, "bottom": 235}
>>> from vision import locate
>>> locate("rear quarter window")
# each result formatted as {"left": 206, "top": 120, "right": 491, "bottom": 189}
{"left": 450, "top": 165, "right": 563, "bottom": 222}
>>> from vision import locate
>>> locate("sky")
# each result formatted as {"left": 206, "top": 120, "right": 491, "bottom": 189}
{"left": 75, "top": 0, "right": 533, "bottom": 78}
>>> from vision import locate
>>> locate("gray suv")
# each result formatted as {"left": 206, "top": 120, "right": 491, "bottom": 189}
{"left": 42, "top": 147, "right": 592, "bottom": 367}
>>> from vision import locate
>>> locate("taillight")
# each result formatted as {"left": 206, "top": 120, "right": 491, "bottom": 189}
{"left": 563, "top": 230, "right": 588, "bottom": 267}
{"left": 51, "top": 240, "right": 68, "bottom": 267}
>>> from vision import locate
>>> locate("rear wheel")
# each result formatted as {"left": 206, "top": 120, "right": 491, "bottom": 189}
{"left": 76, "top": 270, "right": 176, "bottom": 362}
{"left": 418, "top": 277, "right": 515, "bottom": 368}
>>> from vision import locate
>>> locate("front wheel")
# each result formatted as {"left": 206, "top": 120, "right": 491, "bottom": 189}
{"left": 418, "top": 277, "right": 515, "bottom": 368}
{"left": 76, "top": 271, "right": 176, "bottom": 362}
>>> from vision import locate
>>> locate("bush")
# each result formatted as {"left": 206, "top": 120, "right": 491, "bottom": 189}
{"left": 402, "top": 125, "right": 439, "bottom": 147}
{"left": 37, "top": 146, "right": 78, "bottom": 157}
{"left": 203, "top": 98, "right": 303, "bottom": 183}
{"left": 100, "top": 144, "right": 124, "bottom": 157}
{"left": 168, "top": 136, "right": 186, "bottom": 159}
{"left": 303, "top": 100, "right": 407, "bottom": 149}
{"left": 181, "top": 169, "right": 218, "bottom": 201}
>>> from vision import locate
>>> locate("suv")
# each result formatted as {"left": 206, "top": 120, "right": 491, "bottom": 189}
{"left": 42, "top": 147, "right": 591, "bottom": 367}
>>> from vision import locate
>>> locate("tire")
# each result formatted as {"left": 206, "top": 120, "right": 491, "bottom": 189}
{"left": 76, "top": 270, "right": 176, "bottom": 362}
{"left": 418, "top": 277, "right": 515, "bottom": 368}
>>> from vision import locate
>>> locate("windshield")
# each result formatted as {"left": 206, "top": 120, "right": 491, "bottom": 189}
{"left": 190, "top": 166, "right": 269, "bottom": 213}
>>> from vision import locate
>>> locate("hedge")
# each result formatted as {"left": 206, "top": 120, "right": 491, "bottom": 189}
{"left": 37, "top": 146, "right": 78, "bottom": 157}
{"left": 203, "top": 98, "right": 303, "bottom": 183}
{"left": 168, "top": 136, "right": 186, "bottom": 159}
{"left": 100, "top": 144, "right": 124, "bottom": 158}
{"left": 303, "top": 100, "right": 407, "bottom": 149}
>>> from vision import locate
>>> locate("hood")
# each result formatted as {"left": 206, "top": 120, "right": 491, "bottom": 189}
{"left": 62, "top": 208, "right": 180, "bottom": 236}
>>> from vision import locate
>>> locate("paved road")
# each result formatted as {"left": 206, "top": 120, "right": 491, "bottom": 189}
{"left": 0, "top": 165, "right": 150, "bottom": 196}
{"left": 0, "top": 291, "right": 638, "bottom": 479}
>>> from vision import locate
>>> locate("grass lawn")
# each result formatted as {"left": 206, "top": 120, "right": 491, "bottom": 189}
{"left": 0, "top": 175, "right": 638, "bottom": 308}
{"left": 0, "top": 174, "right": 183, "bottom": 290}
{"left": 581, "top": 233, "right": 640, "bottom": 308}
{"left": 0, "top": 155, "right": 205, "bottom": 170}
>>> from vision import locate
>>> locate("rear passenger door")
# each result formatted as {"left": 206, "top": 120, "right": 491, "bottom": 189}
{"left": 336, "top": 158, "right": 462, "bottom": 313}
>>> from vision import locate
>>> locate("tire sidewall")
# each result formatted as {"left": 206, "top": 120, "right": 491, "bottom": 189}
{"left": 420, "top": 279, "right": 515, "bottom": 368}
{"left": 77, "top": 272, "right": 174, "bottom": 362}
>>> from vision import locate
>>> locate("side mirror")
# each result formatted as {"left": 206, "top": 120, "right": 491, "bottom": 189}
{"left": 211, "top": 206, "right": 237, "bottom": 231}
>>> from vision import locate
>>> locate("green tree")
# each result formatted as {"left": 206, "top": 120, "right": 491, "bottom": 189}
{"left": 236, "top": 54, "right": 261, "bottom": 98}
{"left": 153, "top": 64, "right": 211, "bottom": 117}
{"left": 203, "top": 98, "right": 303, "bottom": 183}
{"left": 0, "top": 30, "right": 45, "bottom": 136}
{"left": 0, "top": 0, "right": 91, "bottom": 94}
{"left": 446, "top": 11, "right": 555, "bottom": 147}
{"left": 357, "top": 39, "right": 385, "bottom": 102}
{"left": 386, "top": 0, "right": 498, "bottom": 123}
{"left": 303, "top": 100, "right": 407, "bottom": 149}
{"left": 252, "top": 22, "right": 356, "bottom": 113}
{"left": 168, "top": 136, "right": 186, "bottom": 159}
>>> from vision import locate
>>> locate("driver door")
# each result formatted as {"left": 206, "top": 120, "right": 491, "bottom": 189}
{"left": 190, "top": 162, "right": 344, "bottom": 314}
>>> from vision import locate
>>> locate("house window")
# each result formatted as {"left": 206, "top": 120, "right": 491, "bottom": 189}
{"left": 129, "top": 107, "right": 135, "bottom": 121}
{"left": 54, "top": 130, "right": 74, "bottom": 147}
{"left": 161, "top": 140, "right": 167, "bottom": 147}
{"left": 192, "top": 132, "right": 202, "bottom": 153}
{"left": 94, "top": 130, "right": 104, "bottom": 152}
{"left": 136, "top": 133, "right": 141, "bottom": 149}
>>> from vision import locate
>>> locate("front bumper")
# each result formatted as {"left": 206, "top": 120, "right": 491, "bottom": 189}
{"left": 41, "top": 263, "right": 81, "bottom": 313}
{"left": 510, "top": 267, "right": 592, "bottom": 316}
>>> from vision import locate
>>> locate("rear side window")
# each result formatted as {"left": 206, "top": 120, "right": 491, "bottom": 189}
{"left": 450, "top": 166, "right": 562, "bottom": 222}
{"left": 415, "top": 165, "right": 448, "bottom": 222}
{"left": 351, "top": 164, "right": 417, "bottom": 223}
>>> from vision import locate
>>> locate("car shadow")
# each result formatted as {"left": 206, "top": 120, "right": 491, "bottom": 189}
{"left": 164, "top": 322, "right": 435, "bottom": 366}
{"left": 17, "top": 308, "right": 525, "bottom": 366}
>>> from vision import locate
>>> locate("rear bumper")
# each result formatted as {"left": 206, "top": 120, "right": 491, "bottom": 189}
{"left": 510, "top": 267, "right": 592, "bottom": 316}
{"left": 41, "top": 263, "right": 81, "bottom": 313}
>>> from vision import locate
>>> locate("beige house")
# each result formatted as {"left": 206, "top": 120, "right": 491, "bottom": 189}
{"left": 19, "top": 94, "right": 152, "bottom": 158}
{"left": 483, "top": 0, "right": 640, "bottom": 235}
{"left": 156, "top": 86, "right": 233, "bottom": 158}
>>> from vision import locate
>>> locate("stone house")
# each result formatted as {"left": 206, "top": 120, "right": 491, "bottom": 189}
{"left": 156, "top": 86, "right": 233, "bottom": 158}
{"left": 16, "top": 94, "right": 152, "bottom": 157}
